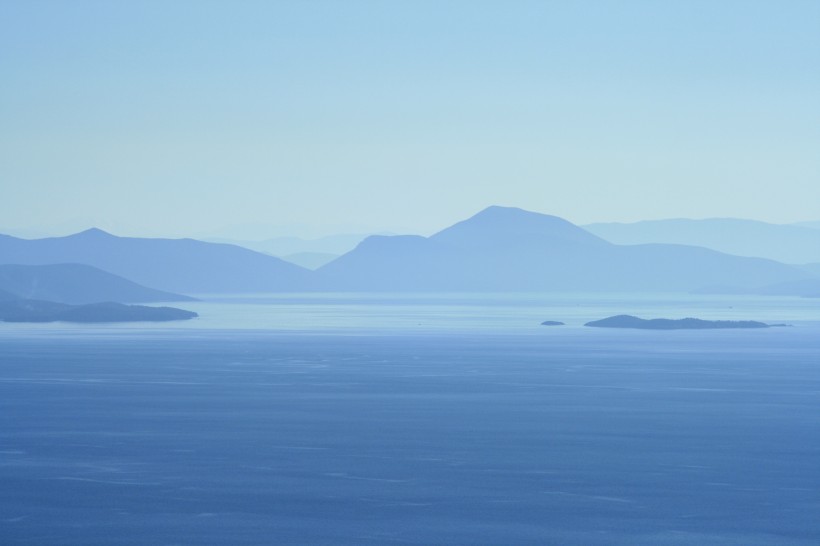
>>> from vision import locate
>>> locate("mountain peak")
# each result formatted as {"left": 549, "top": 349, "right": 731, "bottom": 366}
{"left": 456, "top": 206, "right": 583, "bottom": 228}
{"left": 473, "top": 205, "right": 542, "bottom": 217}
{"left": 429, "top": 206, "right": 608, "bottom": 248}
{"left": 73, "top": 227, "right": 115, "bottom": 238}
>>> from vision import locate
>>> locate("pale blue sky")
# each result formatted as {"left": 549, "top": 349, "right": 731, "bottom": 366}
{"left": 1, "top": 0, "right": 818, "bottom": 237}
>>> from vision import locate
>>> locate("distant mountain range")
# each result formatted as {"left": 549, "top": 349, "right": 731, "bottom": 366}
{"left": 0, "top": 264, "right": 192, "bottom": 304}
{"left": 585, "top": 218, "right": 820, "bottom": 264}
{"left": 203, "top": 233, "right": 371, "bottom": 257}
{"left": 800, "top": 263, "right": 820, "bottom": 277}
{"left": 1, "top": 207, "right": 817, "bottom": 296}
{"left": 278, "top": 252, "right": 340, "bottom": 270}
{"left": 696, "top": 278, "right": 820, "bottom": 299}
{"left": 0, "top": 229, "right": 310, "bottom": 294}
{"left": 201, "top": 233, "right": 393, "bottom": 268}
{"left": 317, "top": 207, "right": 812, "bottom": 293}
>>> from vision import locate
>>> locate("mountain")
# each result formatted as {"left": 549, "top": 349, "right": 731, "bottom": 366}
{"left": 584, "top": 218, "right": 820, "bottom": 264}
{"left": 317, "top": 206, "right": 812, "bottom": 292}
{"left": 800, "top": 263, "right": 820, "bottom": 276}
{"left": 279, "top": 252, "right": 340, "bottom": 270}
{"left": 0, "top": 299, "right": 197, "bottom": 323}
{"left": 4, "top": 210, "right": 815, "bottom": 296}
{"left": 0, "top": 264, "right": 192, "bottom": 304}
{"left": 753, "top": 279, "right": 820, "bottom": 298}
{"left": 223, "top": 234, "right": 372, "bottom": 256}
{"left": 0, "top": 229, "right": 311, "bottom": 294}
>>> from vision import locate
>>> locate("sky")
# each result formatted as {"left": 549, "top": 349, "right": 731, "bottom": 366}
{"left": 1, "top": 0, "right": 818, "bottom": 238}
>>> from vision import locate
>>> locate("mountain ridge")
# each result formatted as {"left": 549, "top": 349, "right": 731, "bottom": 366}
{"left": 585, "top": 218, "right": 820, "bottom": 264}
{"left": 0, "top": 264, "right": 193, "bottom": 304}
{"left": 318, "top": 206, "right": 812, "bottom": 293}
{"left": 3, "top": 207, "right": 816, "bottom": 295}
{"left": 0, "top": 230, "right": 311, "bottom": 294}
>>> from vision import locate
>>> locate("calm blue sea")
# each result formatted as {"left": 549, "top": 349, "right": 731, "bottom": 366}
{"left": 1, "top": 294, "right": 819, "bottom": 545}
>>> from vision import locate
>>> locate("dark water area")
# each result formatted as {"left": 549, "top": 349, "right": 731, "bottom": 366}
{"left": 1, "top": 329, "right": 819, "bottom": 545}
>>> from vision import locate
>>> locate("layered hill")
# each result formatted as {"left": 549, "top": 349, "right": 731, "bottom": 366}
{"left": 585, "top": 218, "right": 820, "bottom": 264}
{"left": 206, "top": 233, "right": 370, "bottom": 257}
{"left": 279, "top": 252, "right": 339, "bottom": 270}
{"left": 0, "top": 229, "right": 311, "bottom": 294}
{"left": 0, "top": 264, "right": 192, "bottom": 304}
{"left": 801, "top": 263, "right": 820, "bottom": 276}
{"left": 720, "top": 278, "right": 820, "bottom": 298}
{"left": 4, "top": 209, "right": 815, "bottom": 295}
{"left": 317, "top": 206, "right": 812, "bottom": 293}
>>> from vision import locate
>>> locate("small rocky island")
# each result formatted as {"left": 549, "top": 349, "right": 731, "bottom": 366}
{"left": 585, "top": 315, "right": 783, "bottom": 330}
{"left": 540, "top": 321, "right": 565, "bottom": 326}
{"left": 0, "top": 299, "right": 198, "bottom": 323}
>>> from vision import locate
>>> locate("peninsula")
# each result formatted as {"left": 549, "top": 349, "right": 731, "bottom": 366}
{"left": 0, "top": 299, "right": 198, "bottom": 323}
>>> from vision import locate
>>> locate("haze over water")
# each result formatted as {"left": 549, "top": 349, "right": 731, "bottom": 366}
{"left": 2, "top": 1, "right": 819, "bottom": 544}
{"left": 1, "top": 295, "right": 818, "bottom": 545}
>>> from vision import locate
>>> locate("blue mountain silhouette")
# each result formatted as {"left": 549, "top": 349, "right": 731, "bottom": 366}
{"left": 0, "top": 229, "right": 310, "bottom": 294}
{"left": 2, "top": 208, "right": 814, "bottom": 294}
{"left": 585, "top": 218, "right": 820, "bottom": 264}
{"left": 0, "top": 263, "right": 192, "bottom": 304}
{"left": 317, "top": 206, "right": 811, "bottom": 292}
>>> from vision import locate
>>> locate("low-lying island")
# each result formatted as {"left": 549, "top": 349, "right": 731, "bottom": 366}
{"left": 584, "top": 314, "right": 787, "bottom": 330}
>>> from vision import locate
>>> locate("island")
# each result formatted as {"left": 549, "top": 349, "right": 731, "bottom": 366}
{"left": 540, "top": 321, "right": 565, "bottom": 326}
{"left": 0, "top": 299, "right": 198, "bottom": 323}
{"left": 584, "top": 314, "right": 780, "bottom": 330}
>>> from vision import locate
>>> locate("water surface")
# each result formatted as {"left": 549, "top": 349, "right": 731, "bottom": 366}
{"left": 1, "top": 295, "right": 818, "bottom": 544}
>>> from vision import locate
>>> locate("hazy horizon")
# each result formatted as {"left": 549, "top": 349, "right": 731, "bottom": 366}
{"left": 3, "top": 3, "right": 819, "bottom": 544}
{"left": 2, "top": 1, "right": 819, "bottom": 238}
{"left": 3, "top": 206, "right": 820, "bottom": 242}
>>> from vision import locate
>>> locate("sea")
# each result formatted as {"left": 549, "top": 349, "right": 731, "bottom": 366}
{"left": 1, "top": 293, "right": 818, "bottom": 545}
